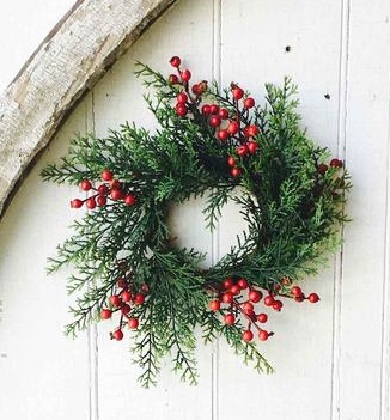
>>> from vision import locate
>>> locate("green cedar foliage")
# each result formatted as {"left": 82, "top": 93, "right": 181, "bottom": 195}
{"left": 41, "top": 62, "right": 351, "bottom": 387}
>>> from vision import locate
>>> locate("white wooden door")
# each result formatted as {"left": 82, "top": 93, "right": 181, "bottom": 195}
{"left": 1, "top": 1, "right": 390, "bottom": 419}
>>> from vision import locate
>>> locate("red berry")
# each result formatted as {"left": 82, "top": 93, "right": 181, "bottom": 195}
{"left": 232, "top": 87, "right": 244, "bottom": 100}
{"left": 242, "top": 302, "right": 254, "bottom": 314}
{"left": 101, "top": 169, "right": 113, "bottom": 182}
{"left": 177, "top": 92, "right": 188, "bottom": 104}
{"left": 330, "top": 158, "right": 343, "bottom": 168}
{"left": 217, "top": 129, "right": 229, "bottom": 141}
{"left": 122, "top": 290, "right": 131, "bottom": 302}
{"left": 237, "top": 278, "right": 248, "bottom": 289}
{"left": 219, "top": 108, "right": 229, "bottom": 119}
{"left": 222, "top": 291, "right": 234, "bottom": 304}
{"left": 248, "top": 310, "right": 257, "bottom": 321}
{"left": 201, "top": 104, "right": 211, "bottom": 115}
{"left": 209, "top": 299, "right": 221, "bottom": 311}
{"left": 192, "top": 84, "right": 202, "bottom": 96}
{"left": 97, "top": 184, "right": 108, "bottom": 194}
{"left": 121, "top": 304, "right": 131, "bottom": 315}
{"left": 117, "top": 278, "right": 126, "bottom": 288}
{"left": 181, "top": 69, "right": 191, "bottom": 82}
{"left": 244, "top": 97, "right": 255, "bottom": 109}
{"left": 230, "top": 285, "right": 240, "bottom": 295}
{"left": 291, "top": 286, "right": 302, "bottom": 297}
{"left": 227, "top": 121, "right": 239, "bottom": 135}
{"left": 257, "top": 313, "right": 268, "bottom": 323}
{"left": 242, "top": 329, "right": 253, "bottom": 342}
{"left": 128, "top": 317, "right": 139, "bottom": 330}
{"left": 281, "top": 277, "right": 291, "bottom": 286}
{"left": 210, "top": 104, "right": 220, "bottom": 115}
{"left": 224, "top": 313, "right": 235, "bottom": 325}
{"left": 169, "top": 74, "right": 179, "bottom": 84}
{"left": 199, "top": 81, "right": 208, "bottom": 93}
{"left": 317, "top": 163, "right": 329, "bottom": 175}
{"left": 273, "top": 300, "right": 283, "bottom": 311}
{"left": 96, "top": 195, "right": 106, "bottom": 207}
{"left": 85, "top": 198, "right": 97, "bottom": 209}
{"left": 175, "top": 103, "right": 188, "bottom": 117}
{"left": 258, "top": 329, "right": 269, "bottom": 341}
{"left": 227, "top": 156, "right": 236, "bottom": 166}
{"left": 264, "top": 295, "right": 275, "bottom": 306}
{"left": 223, "top": 278, "right": 234, "bottom": 289}
{"left": 111, "top": 189, "right": 123, "bottom": 201}
{"left": 71, "top": 199, "right": 83, "bottom": 208}
{"left": 248, "top": 140, "right": 258, "bottom": 154}
{"left": 124, "top": 194, "right": 136, "bottom": 206}
{"left": 133, "top": 293, "right": 146, "bottom": 305}
{"left": 248, "top": 125, "right": 259, "bottom": 137}
{"left": 170, "top": 56, "right": 181, "bottom": 68}
{"left": 248, "top": 290, "right": 262, "bottom": 303}
{"left": 209, "top": 115, "right": 221, "bottom": 128}
{"left": 100, "top": 309, "right": 112, "bottom": 319}
{"left": 110, "top": 180, "right": 121, "bottom": 189}
{"left": 294, "top": 292, "right": 306, "bottom": 303}
{"left": 243, "top": 127, "right": 251, "bottom": 138}
{"left": 110, "top": 295, "right": 122, "bottom": 306}
{"left": 80, "top": 179, "right": 92, "bottom": 191}
{"left": 113, "top": 329, "right": 123, "bottom": 341}
{"left": 237, "top": 145, "right": 248, "bottom": 157}
{"left": 231, "top": 167, "right": 240, "bottom": 177}
{"left": 308, "top": 292, "right": 320, "bottom": 303}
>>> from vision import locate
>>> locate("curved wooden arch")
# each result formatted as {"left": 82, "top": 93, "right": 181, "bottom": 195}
{"left": 0, "top": 0, "right": 177, "bottom": 217}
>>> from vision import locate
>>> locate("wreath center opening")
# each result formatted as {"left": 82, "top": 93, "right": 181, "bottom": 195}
{"left": 167, "top": 188, "right": 251, "bottom": 269}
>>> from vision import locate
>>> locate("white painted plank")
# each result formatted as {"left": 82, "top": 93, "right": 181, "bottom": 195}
{"left": 92, "top": 1, "right": 216, "bottom": 418}
{"left": 0, "top": 0, "right": 77, "bottom": 91}
{"left": 0, "top": 103, "right": 91, "bottom": 419}
{"left": 339, "top": 1, "right": 390, "bottom": 418}
{"left": 217, "top": 1, "right": 343, "bottom": 419}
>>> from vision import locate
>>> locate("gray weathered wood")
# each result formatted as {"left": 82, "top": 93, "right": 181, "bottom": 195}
{"left": 0, "top": 0, "right": 176, "bottom": 218}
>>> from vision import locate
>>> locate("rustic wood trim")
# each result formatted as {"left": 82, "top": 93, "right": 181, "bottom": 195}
{"left": 0, "top": 0, "right": 177, "bottom": 218}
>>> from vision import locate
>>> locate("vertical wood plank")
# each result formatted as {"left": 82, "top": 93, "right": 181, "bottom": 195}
{"left": 331, "top": 0, "right": 350, "bottom": 417}
{"left": 381, "top": 169, "right": 390, "bottom": 420}
{"left": 217, "top": 1, "right": 343, "bottom": 419}
{"left": 92, "top": 1, "right": 216, "bottom": 418}
{"left": 340, "top": 1, "right": 390, "bottom": 418}
{"left": 0, "top": 103, "right": 92, "bottom": 419}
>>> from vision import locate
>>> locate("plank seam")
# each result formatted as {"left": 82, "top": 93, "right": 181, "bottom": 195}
{"left": 86, "top": 91, "right": 100, "bottom": 420}
{"left": 331, "top": 0, "right": 351, "bottom": 418}
{"left": 379, "top": 28, "right": 390, "bottom": 420}
{"left": 211, "top": 2, "right": 221, "bottom": 420}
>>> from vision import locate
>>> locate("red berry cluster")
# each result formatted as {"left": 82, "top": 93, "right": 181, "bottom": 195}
{"left": 100, "top": 276, "right": 148, "bottom": 341}
{"left": 208, "top": 277, "right": 319, "bottom": 343}
{"left": 168, "top": 56, "right": 260, "bottom": 178}
{"left": 70, "top": 169, "right": 137, "bottom": 210}
{"left": 317, "top": 158, "right": 343, "bottom": 176}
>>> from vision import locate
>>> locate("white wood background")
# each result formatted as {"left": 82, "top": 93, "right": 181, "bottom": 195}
{"left": 1, "top": 0, "right": 390, "bottom": 419}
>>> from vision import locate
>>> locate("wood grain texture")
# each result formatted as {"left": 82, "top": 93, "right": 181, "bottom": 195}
{"left": 0, "top": 0, "right": 177, "bottom": 219}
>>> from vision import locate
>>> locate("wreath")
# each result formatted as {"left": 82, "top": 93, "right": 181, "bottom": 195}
{"left": 42, "top": 56, "right": 351, "bottom": 387}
